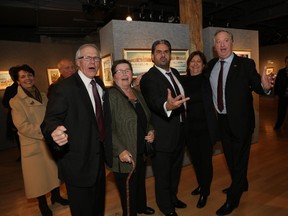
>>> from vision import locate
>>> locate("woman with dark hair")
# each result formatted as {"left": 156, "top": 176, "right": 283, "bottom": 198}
{"left": 108, "top": 59, "right": 155, "bottom": 216}
{"left": 182, "top": 51, "right": 218, "bottom": 208}
{"left": 10, "top": 64, "right": 68, "bottom": 216}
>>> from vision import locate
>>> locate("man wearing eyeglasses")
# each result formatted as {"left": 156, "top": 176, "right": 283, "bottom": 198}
{"left": 41, "top": 44, "right": 112, "bottom": 216}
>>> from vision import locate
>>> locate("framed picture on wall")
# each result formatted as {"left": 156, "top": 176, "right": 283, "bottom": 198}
{"left": 123, "top": 49, "right": 153, "bottom": 77}
{"left": 0, "top": 71, "right": 13, "bottom": 90}
{"left": 123, "top": 48, "right": 189, "bottom": 76}
{"left": 234, "top": 50, "right": 251, "bottom": 58}
{"left": 265, "top": 67, "right": 274, "bottom": 75}
{"left": 170, "top": 49, "right": 189, "bottom": 74}
{"left": 101, "top": 53, "right": 113, "bottom": 87}
{"left": 47, "top": 68, "right": 60, "bottom": 85}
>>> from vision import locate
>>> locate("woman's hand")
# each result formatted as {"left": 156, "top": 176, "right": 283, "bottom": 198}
{"left": 119, "top": 150, "right": 132, "bottom": 163}
{"left": 145, "top": 130, "right": 155, "bottom": 143}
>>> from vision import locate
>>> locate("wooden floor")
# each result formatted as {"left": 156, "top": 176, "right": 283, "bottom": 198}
{"left": 1, "top": 95, "right": 288, "bottom": 216}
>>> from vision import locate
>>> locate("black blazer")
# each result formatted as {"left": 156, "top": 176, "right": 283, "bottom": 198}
{"left": 207, "top": 54, "right": 265, "bottom": 137}
{"left": 41, "top": 72, "right": 112, "bottom": 187}
{"left": 274, "top": 67, "right": 288, "bottom": 97}
{"left": 140, "top": 66, "right": 184, "bottom": 152}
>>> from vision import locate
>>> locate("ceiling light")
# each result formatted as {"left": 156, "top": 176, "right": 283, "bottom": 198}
{"left": 126, "top": 15, "right": 132, "bottom": 21}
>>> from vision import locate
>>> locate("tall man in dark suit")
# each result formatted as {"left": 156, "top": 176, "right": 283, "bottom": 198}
{"left": 41, "top": 44, "right": 112, "bottom": 216}
{"left": 273, "top": 55, "right": 288, "bottom": 129}
{"left": 140, "top": 39, "right": 190, "bottom": 216}
{"left": 207, "top": 30, "right": 274, "bottom": 216}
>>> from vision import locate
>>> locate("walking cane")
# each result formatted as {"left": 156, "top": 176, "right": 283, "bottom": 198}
{"left": 126, "top": 158, "right": 136, "bottom": 216}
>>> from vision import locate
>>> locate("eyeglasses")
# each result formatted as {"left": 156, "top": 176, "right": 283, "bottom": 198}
{"left": 115, "top": 69, "right": 132, "bottom": 74}
{"left": 78, "top": 56, "right": 101, "bottom": 62}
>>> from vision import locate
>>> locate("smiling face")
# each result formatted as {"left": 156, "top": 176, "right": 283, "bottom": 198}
{"left": 17, "top": 70, "right": 34, "bottom": 90}
{"left": 76, "top": 46, "right": 100, "bottom": 79}
{"left": 214, "top": 31, "right": 233, "bottom": 59}
{"left": 113, "top": 63, "right": 133, "bottom": 89}
{"left": 188, "top": 54, "right": 204, "bottom": 76}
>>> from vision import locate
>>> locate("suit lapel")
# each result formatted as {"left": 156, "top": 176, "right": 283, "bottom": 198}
{"left": 74, "top": 73, "right": 96, "bottom": 117}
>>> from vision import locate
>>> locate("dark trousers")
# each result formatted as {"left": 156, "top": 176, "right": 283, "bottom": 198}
{"left": 187, "top": 129, "right": 213, "bottom": 196}
{"left": 65, "top": 159, "right": 106, "bottom": 216}
{"left": 152, "top": 128, "right": 185, "bottom": 215}
{"left": 113, "top": 155, "right": 147, "bottom": 216}
{"left": 275, "top": 96, "right": 288, "bottom": 128}
{"left": 218, "top": 114, "right": 250, "bottom": 206}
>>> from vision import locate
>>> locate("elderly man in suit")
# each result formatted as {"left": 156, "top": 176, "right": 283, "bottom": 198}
{"left": 140, "top": 39, "right": 190, "bottom": 216}
{"left": 207, "top": 30, "right": 274, "bottom": 215}
{"left": 41, "top": 44, "right": 112, "bottom": 216}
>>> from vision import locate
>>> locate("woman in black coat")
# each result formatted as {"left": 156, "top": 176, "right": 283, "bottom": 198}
{"left": 182, "top": 51, "right": 218, "bottom": 208}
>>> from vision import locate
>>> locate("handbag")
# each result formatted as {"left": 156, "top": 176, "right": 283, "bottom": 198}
{"left": 144, "top": 140, "right": 155, "bottom": 157}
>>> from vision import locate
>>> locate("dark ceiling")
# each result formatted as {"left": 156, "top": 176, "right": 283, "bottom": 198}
{"left": 0, "top": 0, "right": 287, "bottom": 46}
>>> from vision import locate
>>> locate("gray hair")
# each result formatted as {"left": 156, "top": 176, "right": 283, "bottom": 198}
{"left": 75, "top": 43, "right": 101, "bottom": 59}
{"left": 213, "top": 29, "right": 234, "bottom": 44}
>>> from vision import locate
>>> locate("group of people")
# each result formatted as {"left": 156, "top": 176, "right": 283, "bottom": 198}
{"left": 4, "top": 29, "right": 275, "bottom": 216}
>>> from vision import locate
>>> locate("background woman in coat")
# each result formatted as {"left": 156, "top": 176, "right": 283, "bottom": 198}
{"left": 108, "top": 59, "right": 155, "bottom": 216}
{"left": 182, "top": 51, "right": 218, "bottom": 209}
{"left": 10, "top": 64, "right": 68, "bottom": 216}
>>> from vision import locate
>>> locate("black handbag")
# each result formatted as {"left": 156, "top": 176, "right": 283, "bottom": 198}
{"left": 144, "top": 140, "right": 155, "bottom": 157}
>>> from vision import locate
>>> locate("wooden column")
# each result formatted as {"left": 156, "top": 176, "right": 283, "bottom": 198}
{"left": 179, "top": 0, "right": 203, "bottom": 52}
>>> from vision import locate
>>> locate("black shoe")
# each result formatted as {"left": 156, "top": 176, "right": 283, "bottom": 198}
{"left": 51, "top": 196, "right": 69, "bottom": 206}
{"left": 191, "top": 186, "right": 201, "bottom": 195}
{"left": 173, "top": 199, "right": 187, "bottom": 208}
{"left": 196, "top": 195, "right": 207, "bottom": 208}
{"left": 216, "top": 202, "right": 237, "bottom": 216}
{"left": 165, "top": 212, "right": 178, "bottom": 216}
{"left": 222, "top": 187, "right": 248, "bottom": 194}
{"left": 137, "top": 206, "right": 155, "bottom": 215}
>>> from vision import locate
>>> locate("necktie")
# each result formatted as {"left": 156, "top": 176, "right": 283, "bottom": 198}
{"left": 217, "top": 60, "right": 225, "bottom": 112}
{"left": 166, "top": 72, "right": 185, "bottom": 121}
{"left": 90, "top": 80, "right": 105, "bottom": 142}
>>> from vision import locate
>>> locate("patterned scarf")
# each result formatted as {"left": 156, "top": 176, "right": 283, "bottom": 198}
{"left": 21, "top": 85, "right": 42, "bottom": 103}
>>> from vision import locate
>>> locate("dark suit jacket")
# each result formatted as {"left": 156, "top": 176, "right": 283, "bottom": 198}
{"left": 2, "top": 82, "right": 18, "bottom": 138}
{"left": 41, "top": 72, "right": 112, "bottom": 187}
{"left": 140, "top": 66, "right": 184, "bottom": 152}
{"left": 207, "top": 54, "right": 266, "bottom": 137}
{"left": 274, "top": 67, "right": 288, "bottom": 97}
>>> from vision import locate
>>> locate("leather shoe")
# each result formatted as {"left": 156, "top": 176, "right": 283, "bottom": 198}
{"left": 173, "top": 199, "right": 187, "bottom": 208}
{"left": 216, "top": 202, "right": 237, "bottom": 216}
{"left": 196, "top": 195, "right": 207, "bottom": 208}
{"left": 137, "top": 206, "right": 155, "bottom": 215}
{"left": 222, "top": 187, "right": 248, "bottom": 194}
{"left": 165, "top": 212, "right": 178, "bottom": 216}
{"left": 191, "top": 186, "right": 201, "bottom": 195}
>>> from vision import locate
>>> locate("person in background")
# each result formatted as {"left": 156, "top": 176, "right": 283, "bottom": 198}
{"left": 41, "top": 44, "right": 113, "bottom": 216}
{"left": 47, "top": 58, "right": 75, "bottom": 98}
{"left": 273, "top": 55, "right": 288, "bottom": 130}
{"left": 140, "top": 39, "right": 190, "bottom": 216}
{"left": 207, "top": 29, "right": 274, "bottom": 216}
{"left": 10, "top": 64, "right": 68, "bottom": 216}
{"left": 108, "top": 59, "right": 155, "bottom": 216}
{"left": 2, "top": 66, "right": 21, "bottom": 161}
{"left": 182, "top": 51, "right": 218, "bottom": 209}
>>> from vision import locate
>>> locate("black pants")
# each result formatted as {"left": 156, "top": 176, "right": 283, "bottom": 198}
{"left": 275, "top": 96, "right": 288, "bottom": 128}
{"left": 218, "top": 114, "right": 250, "bottom": 206}
{"left": 152, "top": 127, "right": 185, "bottom": 215}
{"left": 113, "top": 154, "right": 147, "bottom": 216}
{"left": 65, "top": 159, "right": 106, "bottom": 216}
{"left": 187, "top": 128, "right": 213, "bottom": 196}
